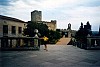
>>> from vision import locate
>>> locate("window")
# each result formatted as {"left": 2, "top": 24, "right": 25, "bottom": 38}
{"left": 18, "top": 27, "right": 22, "bottom": 34}
{"left": 12, "top": 26, "right": 16, "bottom": 34}
{"left": 3, "top": 25, "right": 8, "bottom": 34}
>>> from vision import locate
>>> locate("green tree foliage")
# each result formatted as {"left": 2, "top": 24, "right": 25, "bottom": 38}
{"left": 75, "top": 22, "right": 92, "bottom": 44}
{"left": 48, "top": 30, "right": 61, "bottom": 43}
{"left": 75, "top": 29, "right": 88, "bottom": 43}
{"left": 23, "top": 21, "right": 61, "bottom": 44}
{"left": 23, "top": 21, "right": 49, "bottom": 37}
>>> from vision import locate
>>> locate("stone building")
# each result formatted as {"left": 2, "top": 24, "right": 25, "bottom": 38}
{"left": 31, "top": 10, "right": 42, "bottom": 22}
{"left": 60, "top": 23, "right": 76, "bottom": 38}
{"left": 37, "top": 20, "right": 57, "bottom": 31}
{"left": 31, "top": 10, "right": 57, "bottom": 31}
{"left": 0, "top": 15, "right": 27, "bottom": 37}
{"left": 0, "top": 15, "right": 27, "bottom": 48}
{"left": 46, "top": 20, "right": 56, "bottom": 31}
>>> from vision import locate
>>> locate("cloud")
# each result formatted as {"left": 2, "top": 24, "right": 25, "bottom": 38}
{"left": 0, "top": 0, "right": 10, "bottom": 6}
{"left": 79, "top": 0, "right": 100, "bottom": 7}
{"left": 58, "top": 5, "right": 100, "bottom": 30}
{"left": 0, "top": 0, "right": 100, "bottom": 30}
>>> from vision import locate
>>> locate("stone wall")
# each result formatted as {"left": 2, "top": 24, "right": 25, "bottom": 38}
{"left": 41, "top": 20, "right": 57, "bottom": 31}
{"left": 46, "top": 20, "right": 56, "bottom": 31}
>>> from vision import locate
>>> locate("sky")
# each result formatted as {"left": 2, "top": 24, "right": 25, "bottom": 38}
{"left": 0, "top": 0, "right": 100, "bottom": 31}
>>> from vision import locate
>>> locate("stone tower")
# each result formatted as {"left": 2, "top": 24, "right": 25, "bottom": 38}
{"left": 67, "top": 23, "right": 72, "bottom": 37}
{"left": 67, "top": 23, "right": 71, "bottom": 30}
{"left": 31, "top": 10, "right": 42, "bottom": 22}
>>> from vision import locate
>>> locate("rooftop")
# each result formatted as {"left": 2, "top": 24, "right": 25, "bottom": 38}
{"left": 0, "top": 15, "right": 26, "bottom": 23}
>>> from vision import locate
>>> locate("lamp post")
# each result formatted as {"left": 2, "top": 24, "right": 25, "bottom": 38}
{"left": 94, "top": 40, "right": 97, "bottom": 47}
{"left": 34, "top": 29, "right": 38, "bottom": 38}
{"left": 34, "top": 29, "right": 39, "bottom": 49}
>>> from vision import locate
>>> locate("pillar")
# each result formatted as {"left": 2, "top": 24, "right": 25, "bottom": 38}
{"left": 10, "top": 39, "right": 12, "bottom": 48}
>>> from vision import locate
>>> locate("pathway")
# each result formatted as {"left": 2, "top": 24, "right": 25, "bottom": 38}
{"left": 56, "top": 37, "right": 71, "bottom": 45}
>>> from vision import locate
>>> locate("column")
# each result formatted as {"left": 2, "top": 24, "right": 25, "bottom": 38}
{"left": 10, "top": 39, "right": 12, "bottom": 48}
{"left": 87, "top": 38, "right": 91, "bottom": 48}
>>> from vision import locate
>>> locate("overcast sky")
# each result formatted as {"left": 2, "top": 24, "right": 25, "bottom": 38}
{"left": 0, "top": 0, "right": 100, "bottom": 31}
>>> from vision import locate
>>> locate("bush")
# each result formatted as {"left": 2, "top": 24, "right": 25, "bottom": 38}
{"left": 48, "top": 30, "right": 61, "bottom": 44}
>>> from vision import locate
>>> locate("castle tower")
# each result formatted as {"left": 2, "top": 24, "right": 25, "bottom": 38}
{"left": 67, "top": 23, "right": 71, "bottom": 30}
{"left": 31, "top": 10, "right": 42, "bottom": 22}
{"left": 67, "top": 23, "right": 72, "bottom": 37}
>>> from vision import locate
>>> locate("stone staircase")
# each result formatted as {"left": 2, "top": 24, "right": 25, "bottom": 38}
{"left": 56, "top": 37, "right": 71, "bottom": 45}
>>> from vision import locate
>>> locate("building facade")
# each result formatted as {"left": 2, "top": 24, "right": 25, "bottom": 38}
{"left": 0, "top": 15, "right": 27, "bottom": 37}
{"left": 60, "top": 23, "right": 76, "bottom": 38}
{"left": 0, "top": 15, "right": 27, "bottom": 48}
{"left": 46, "top": 20, "right": 56, "bottom": 31}
{"left": 38, "top": 20, "right": 57, "bottom": 31}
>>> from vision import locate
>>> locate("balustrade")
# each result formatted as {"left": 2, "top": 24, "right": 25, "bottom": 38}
{"left": 0, "top": 37, "right": 41, "bottom": 50}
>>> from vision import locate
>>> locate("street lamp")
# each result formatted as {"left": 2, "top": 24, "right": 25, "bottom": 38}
{"left": 34, "top": 29, "right": 39, "bottom": 50}
{"left": 34, "top": 29, "right": 38, "bottom": 33}
{"left": 34, "top": 29, "right": 38, "bottom": 38}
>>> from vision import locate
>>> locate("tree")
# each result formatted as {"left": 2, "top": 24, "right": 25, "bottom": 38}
{"left": 23, "top": 21, "right": 49, "bottom": 37}
{"left": 75, "top": 22, "right": 92, "bottom": 48}
{"left": 75, "top": 22, "right": 92, "bottom": 43}
{"left": 23, "top": 21, "right": 61, "bottom": 44}
{"left": 48, "top": 30, "right": 61, "bottom": 44}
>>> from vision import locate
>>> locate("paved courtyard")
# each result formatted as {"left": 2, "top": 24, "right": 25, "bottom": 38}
{"left": 1, "top": 45, "right": 100, "bottom": 67}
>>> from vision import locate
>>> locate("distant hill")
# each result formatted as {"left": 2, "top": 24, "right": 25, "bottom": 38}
{"left": 92, "top": 31, "right": 99, "bottom": 36}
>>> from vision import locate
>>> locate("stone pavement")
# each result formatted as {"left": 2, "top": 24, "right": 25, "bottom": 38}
{"left": 56, "top": 37, "right": 71, "bottom": 45}
{"left": 1, "top": 45, "right": 100, "bottom": 67}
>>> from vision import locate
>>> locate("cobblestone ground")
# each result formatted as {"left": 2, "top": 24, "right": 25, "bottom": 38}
{"left": 1, "top": 45, "right": 100, "bottom": 67}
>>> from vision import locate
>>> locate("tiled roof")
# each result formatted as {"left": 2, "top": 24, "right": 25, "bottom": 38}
{"left": 0, "top": 15, "right": 26, "bottom": 23}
